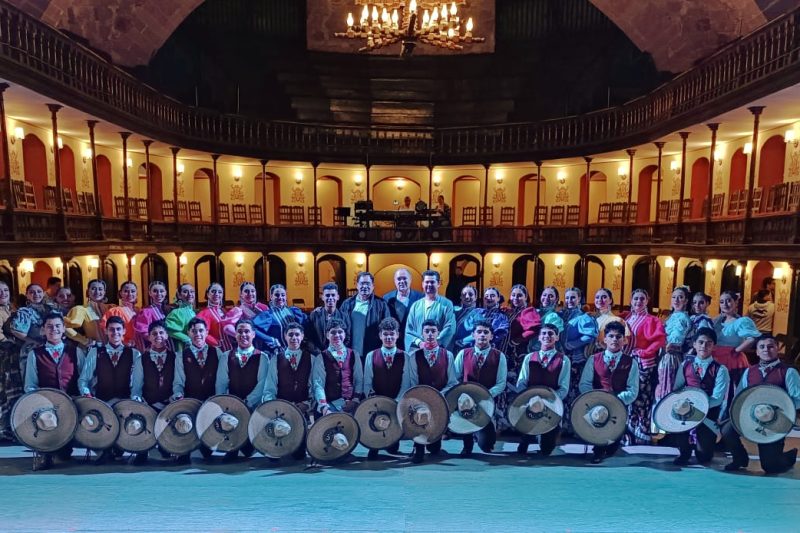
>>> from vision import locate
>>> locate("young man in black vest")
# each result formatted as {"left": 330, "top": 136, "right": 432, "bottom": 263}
{"left": 515, "top": 323, "right": 571, "bottom": 457}
{"left": 671, "top": 328, "right": 730, "bottom": 466}
{"left": 312, "top": 318, "right": 363, "bottom": 415}
{"left": 578, "top": 321, "right": 640, "bottom": 464}
{"left": 262, "top": 321, "right": 314, "bottom": 459}
{"left": 453, "top": 319, "right": 508, "bottom": 456}
{"left": 132, "top": 320, "right": 177, "bottom": 411}
{"left": 362, "top": 317, "right": 410, "bottom": 459}
{"left": 215, "top": 318, "right": 269, "bottom": 461}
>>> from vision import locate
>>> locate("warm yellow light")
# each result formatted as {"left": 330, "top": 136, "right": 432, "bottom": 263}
{"left": 21, "top": 259, "right": 34, "bottom": 273}
{"left": 56, "top": 137, "right": 63, "bottom": 149}
{"left": 53, "top": 258, "right": 63, "bottom": 269}
{"left": 410, "top": 0, "right": 417, "bottom": 14}
{"left": 381, "top": 7, "right": 389, "bottom": 23}
{"left": 433, "top": 175, "right": 441, "bottom": 186}
{"left": 354, "top": 174, "right": 363, "bottom": 186}
{"left": 557, "top": 170, "right": 567, "bottom": 183}
{"left": 735, "top": 264, "right": 743, "bottom": 277}
{"left": 296, "top": 253, "right": 307, "bottom": 267}
{"left": 705, "top": 261, "right": 714, "bottom": 272}
{"left": 391, "top": 9, "right": 399, "bottom": 27}
{"left": 355, "top": 253, "right": 366, "bottom": 267}
{"left": 713, "top": 145, "right": 725, "bottom": 162}
{"left": 294, "top": 171, "right": 303, "bottom": 184}
{"left": 176, "top": 162, "right": 185, "bottom": 174}
{"left": 130, "top": 256, "right": 137, "bottom": 266}
{"left": 232, "top": 166, "right": 243, "bottom": 180}
{"left": 431, "top": 6, "right": 439, "bottom": 22}
{"left": 665, "top": 257, "right": 675, "bottom": 269}
{"left": 554, "top": 255, "right": 564, "bottom": 268}
{"left": 361, "top": 6, "right": 369, "bottom": 22}
{"left": 13, "top": 126, "right": 24, "bottom": 140}
{"left": 773, "top": 267, "right": 785, "bottom": 281}
{"left": 423, "top": 10, "right": 430, "bottom": 26}
{"left": 743, "top": 142, "right": 753, "bottom": 155}
{"left": 441, "top": 3, "right": 448, "bottom": 20}
{"left": 179, "top": 255, "right": 188, "bottom": 266}
{"left": 785, "top": 130, "right": 796, "bottom": 143}
{"left": 126, "top": 157, "right": 133, "bottom": 169}
{"left": 613, "top": 256, "right": 623, "bottom": 268}
{"left": 431, "top": 253, "right": 441, "bottom": 267}
{"left": 88, "top": 257, "right": 100, "bottom": 270}
{"left": 447, "top": 27, "right": 454, "bottom": 39}
{"left": 492, "top": 254, "right": 502, "bottom": 268}
{"left": 495, "top": 171, "right": 504, "bottom": 184}
{"left": 670, "top": 160, "right": 680, "bottom": 172}
{"left": 235, "top": 254, "right": 244, "bottom": 267}
{"left": 396, "top": 178, "right": 405, "bottom": 190}
{"left": 451, "top": 2, "right": 457, "bottom": 16}
{"left": 346, "top": 12, "right": 354, "bottom": 27}
{"left": 82, "top": 147, "right": 93, "bottom": 160}
{"left": 466, "top": 17, "right": 473, "bottom": 32}
{"left": 617, "top": 166, "right": 627, "bottom": 177}
{"left": 372, "top": 6, "right": 379, "bottom": 22}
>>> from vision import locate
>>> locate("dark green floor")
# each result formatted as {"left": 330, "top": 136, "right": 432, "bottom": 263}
{"left": 1, "top": 439, "right": 798, "bottom": 532}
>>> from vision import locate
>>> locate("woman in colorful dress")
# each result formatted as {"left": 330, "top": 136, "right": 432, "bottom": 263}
{"left": 461, "top": 287, "right": 509, "bottom": 352}
{"left": 222, "top": 282, "right": 268, "bottom": 343}
{"left": 592, "top": 287, "right": 630, "bottom": 352}
{"left": 558, "top": 287, "right": 598, "bottom": 416}
{"left": 713, "top": 290, "right": 760, "bottom": 409}
{"left": 65, "top": 278, "right": 113, "bottom": 348}
{"left": 657, "top": 285, "right": 692, "bottom": 401}
{"left": 6, "top": 284, "right": 53, "bottom": 382}
{"left": 195, "top": 282, "right": 236, "bottom": 352}
{"left": 165, "top": 283, "right": 197, "bottom": 353}
{"left": 453, "top": 285, "right": 481, "bottom": 352}
{"left": 625, "top": 288, "right": 666, "bottom": 444}
{"left": 253, "top": 284, "right": 307, "bottom": 351}
{"left": 502, "top": 284, "right": 541, "bottom": 378}
{"left": 54, "top": 286, "right": 74, "bottom": 314}
{"left": 528, "top": 286, "right": 564, "bottom": 352}
{"left": 101, "top": 281, "right": 139, "bottom": 348}
{"left": 0, "top": 281, "right": 22, "bottom": 440}
{"left": 689, "top": 292, "right": 714, "bottom": 354}
{"left": 133, "top": 280, "right": 172, "bottom": 350}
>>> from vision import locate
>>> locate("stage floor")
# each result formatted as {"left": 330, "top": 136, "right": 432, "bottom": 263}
{"left": 1, "top": 436, "right": 798, "bottom": 532}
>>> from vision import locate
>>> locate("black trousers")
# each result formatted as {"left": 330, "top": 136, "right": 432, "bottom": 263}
{"left": 593, "top": 440, "right": 622, "bottom": 459}
{"left": 413, "top": 439, "right": 442, "bottom": 454}
{"left": 462, "top": 423, "right": 497, "bottom": 453}
{"left": 674, "top": 424, "right": 716, "bottom": 463}
{"left": 520, "top": 427, "right": 561, "bottom": 456}
{"left": 722, "top": 420, "right": 794, "bottom": 473}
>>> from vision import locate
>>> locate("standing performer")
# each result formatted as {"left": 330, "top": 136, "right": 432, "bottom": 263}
{"left": 671, "top": 328, "right": 730, "bottom": 466}
{"left": 516, "top": 324, "right": 570, "bottom": 457}
{"left": 101, "top": 281, "right": 139, "bottom": 348}
{"left": 528, "top": 287, "right": 564, "bottom": 352}
{"left": 659, "top": 286, "right": 693, "bottom": 402}
{"left": 689, "top": 292, "right": 714, "bottom": 346}
{"left": 503, "top": 285, "right": 541, "bottom": 380}
{"left": 165, "top": 283, "right": 197, "bottom": 353}
{"left": 362, "top": 317, "right": 411, "bottom": 459}
{"left": 407, "top": 319, "right": 457, "bottom": 463}
{"left": 713, "top": 290, "right": 759, "bottom": 410}
{"left": 78, "top": 316, "right": 146, "bottom": 465}
{"left": 579, "top": 321, "right": 639, "bottom": 464}
{"left": 23, "top": 312, "right": 86, "bottom": 470}
{"left": 384, "top": 267, "right": 423, "bottom": 351}
{"left": 215, "top": 319, "right": 268, "bottom": 460}
{"left": 405, "top": 270, "right": 456, "bottom": 353}
{"left": 65, "top": 279, "right": 113, "bottom": 348}
{"left": 453, "top": 319, "right": 507, "bottom": 455}
{"left": 722, "top": 335, "right": 800, "bottom": 474}
{"left": 0, "top": 281, "right": 22, "bottom": 441}
{"left": 312, "top": 318, "right": 363, "bottom": 415}
{"left": 306, "top": 282, "right": 350, "bottom": 355}
{"left": 223, "top": 282, "right": 268, "bottom": 343}
{"left": 253, "top": 284, "right": 307, "bottom": 352}
{"left": 592, "top": 288, "right": 630, "bottom": 353}
{"left": 132, "top": 320, "right": 177, "bottom": 410}
{"left": 452, "top": 285, "right": 480, "bottom": 352}
{"left": 340, "top": 272, "right": 390, "bottom": 360}
{"left": 624, "top": 289, "right": 666, "bottom": 444}
{"left": 196, "top": 283, "right": 236, "bottom": 353}
{"left": 7, "top": 284, "right": 53, "bottom": 379}
{"left": 132, "top": 281, "right": 172, "bottom": 351}
{"left": 262, "top": 321, "right": 315, "bottom": 460}
{"left": 558, "top": 287, "right": 597, "bottom": 429}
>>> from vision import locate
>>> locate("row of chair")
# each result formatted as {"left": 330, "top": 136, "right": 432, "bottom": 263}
{"left": 12, "top": 180, "right": 96, "bottom": 215}
{"left": 461, "top": 205, "right": 581, "bottom": 226}
{"left": 597, "top": 203, "right": 637, "bottom": 224}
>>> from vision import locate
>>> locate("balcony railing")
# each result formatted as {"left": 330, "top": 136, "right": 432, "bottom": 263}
{"left": 0, "top": 2, "right": 797, "bottom": 162}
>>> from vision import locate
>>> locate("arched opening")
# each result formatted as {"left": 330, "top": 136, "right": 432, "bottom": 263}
{"left": 721, "top": 260, "right": 745, "bottom": 312}
{"left": 512, "top": 255, "right": 545, "bottom": 301}
{"left": 68, "top": 261, "right": 84, "bottom": 305}
{"left": 21, "top": 134, "right": 48, "bottom": 209}
{"left": 317, "top": 176, "right": 343, "bottom": 226}
{"left": 0, "top": 265, "right": 13, "bottom": 296}
{"left": 30, "top": 260, "right": 53, "bottom": 289}
{"left": 573, "top": 255, "right": 606, "bottom": 301}
{"left": 452, "top": 176, "right": 480, "bottom": 226}
{"left": 255, "top": 172, "right": 280, "bottom": 225}
{"left": 758, "top": 135, "right": 786, "bottom": 190}
{"left": 374, "top": 263, "right": 423, "bottom": 299}
{"left": 101, "top": 258, "right": 119, "bottom": 303}
{"left": 316, "top": 254, "right": 347, "bottom": 304}
{"left": 729, "top": 148, "right": 747, "bottom": 192}
{"left": 372, "top": 176, "right": 421, "bottom": 212}
{"left": 58, "top": 145, "right": 76, "bottom": 194}
{"left": 587, "top": 172, "right": 608, "bottom": 223}
{"left": 268, "top": 256, "right": 287, "bottom": 290}
{"left": 194, "top": 255, "right": 224, "bottom": 302}
{"left": 751, "top": 260, "right": 774, "bottom": 303}
{"left": 689, "top": 157, "right": 710, "bottom": 219}
{"left": 141, "top": 254, "right": 170, "bottom": 298}
{"left": 96, "top": 155, "right": 113, "bottom": 217}
{"left": 193, "top": 168, "right": 213, "bottom": 221}
{"left": 637, "top": 165, "right": 657, "bottom": 222}
{"left": 140, "top": 163, "right": 164, "bottom": 220}
{"left": 447, "top": 254, "right": 481, "bottom": 303}
{"left": 517, "top": 173, "right": 546, "bottom": 225}
{"left": 631, "top": 257, "right": 660, "bottom": 306}
{"left": 682, "top": 261, "right": 705, "bottom": 295}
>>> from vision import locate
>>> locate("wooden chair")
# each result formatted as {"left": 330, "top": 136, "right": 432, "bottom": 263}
{"left": 609, "top": 202, "right": 625, "bottom": 223}
{"left": 44, "top": 186, "right": 57, "bottom": 210}
{"left": 788, "top": 182, "right": 800, "bottom": 211}
{"left": 279, "top": 205, "right": 293, "bottom": 225}
{"left": 499, "top": 206, "right": 515, "bottom": 226}
{"left": 626, "top": 203, "right": 637, "bottom": 223}
{"left": 333, "top": 207, "right": 350, "bottom": 226}
{"left": 11, "top": 180, "right": 27, "bottom": 208}
{"left": 249, "top": 204, "right": 263, "bottom": 224}
{"left": 597, "top": 203, "right": 610, "bottom": 223}
{"left": 137, "top": 198, "right": 148, "bottom": 219}
{"left": 232, "top": 203, "right": 248, "bottom": 223}
{"left": 23, "top": 181, "right": 36, "bottom": 209}
{"left": 727, "top": 190, "right": 740, "bottom": 216}
{"left": 188, "top": 201, "right": 202, "bottom": 221}
{"left": 177, "top": 200, "right": 188, "bottom": 221}
{"left": 548, "top": 205, "right": 564, "bottom": 225}
{"left": 461, "top": 206, "right": 477, "bottom": 226}
{"left": 62, "top": 188, "right": 75, "bottom": 213}
{"left": 752, "top": 187, "right": 763, "bottom": 213}
{"left": 76, "top": 191, "right": 88, "bottom": 214}
{"left": 292, "top": 206, "right": 305, "bottom": 225}
{"left": 566, "top": 205, "right": 580, "bottom": 225}
{"left": 307, "top": 206, "right": 322, "bottom": 225}
{"left": 479, "top": 206, "right": 493, "bottom": 226}
{"left": 737, "top": 189, "right": 749, "bottom": 214}
{"left": 162, "top": 199, "right": 175, "bottom": 220}
{"left": 680, "top": 198, "right": 692, "bottom": 219}
{"left": 114, "top": 196, "right": 127, "bottom": 217}
{"left": 711, "top": 193, "right": 725, "bottom": 217}
{"left": 127, "top": 197, "right": 138, "bottom": 218}
{"left": 534, "top": 206, "right": 548, "bottom": 225}
{"left": 218, "top": 203, "right": 230, "bottom": 223}
{"left": 657, "top": 200, "right": 669, "bottom": 221}
{"left": 667, "top": 200, "right": 679, "bottom": 221}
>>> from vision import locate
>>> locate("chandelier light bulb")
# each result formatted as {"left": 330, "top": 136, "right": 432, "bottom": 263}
{"left": 451, "top": 2, "right": 457, "bottom": 16}
{"left": 431, "top": 6, "right": 439, "bottom": 22}
{"left": 409, "top": 0, "right": 417, "bottom": 13}
{"left": 372, "top": 6, "right": 379, "bottom": 22}
{"left": 441, "top": 3, "right": 448, "bottom": 21}
{"left": 392, "top": 9, "right": 399, "bottom": 27}
{"left": 423, "top": 9, "right": 430, "bottom": 26}
{"left": 466, "top": 17, "right": 473, "bottom": 32}
{"left": 361, "top": 5, "right": 369, "bottom": 23}
{"left": 347, "top": 12, "right": 354, "bottom": 27}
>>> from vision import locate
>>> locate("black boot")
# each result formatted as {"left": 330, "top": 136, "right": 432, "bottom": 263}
{"left": 132, "top": 452, "right": 148, "bottom": 466}
{"left": 516, "top": 442, "right": 529, "bottom": 456}
{"left": 411, "top": 444, "right": 425, "bottom": 464}
{"left": 367, "top": 448, "right": 379, "bottom": 460}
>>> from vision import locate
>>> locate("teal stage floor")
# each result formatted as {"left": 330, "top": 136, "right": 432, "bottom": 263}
{"left": 1, "top": 438, "right": 798, "bottom": 532}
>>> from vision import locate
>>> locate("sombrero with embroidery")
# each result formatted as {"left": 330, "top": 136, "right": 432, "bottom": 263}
{"left": 653, "top": 387, "right": 709, "bottom": 434}
{"left": 445, "top": 382, "right": 495, "bottom": 434}
{"left": 73, "top": 396, "right": 120, "bottom": 450}
{"left": 11, "top": 388, "right": 78, "bottom": 453}
{"left": 731, "top": 385, "right": 796, "bottom": 444}
{"left": 355, "top": 395, "right": 403, "bottom": 450}
{"left": 113, "top": 399, "right": 157, "bottom": 453}
{"left": 155, "top": 398, "right": 202, "bottom": 455}
{"left": 195, "top": 395, "right": 251, "bottom": 452}
{"left": 570, "top": 390, "right": 627, "bottom": 446}
{"left": 397, "top": 385, "right": 449, "bottom": 445}
{"left": 509, "top": 386, "right": 564, "bottom": 436}
{"left": 248, "top": 399, "right": 307, "bottom": 458}
{"left": 306, "top": 412, "right": 359, "bottom": 462}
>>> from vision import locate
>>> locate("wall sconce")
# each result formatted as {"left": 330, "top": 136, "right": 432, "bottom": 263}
{"left": 176, "top": 162, "right": 185, "bottom": 176}
{"left": 433, "top": 175, "right": 441, "bottom": 187}
{"left": 396, "top": 178, "right": 405, "bottom": 191}
{"left": 495, "top": 172, "right": 504, "bottom": 185}
{"left": 665, "top": 257, "right": 675, "bottom": 270}
{"left": 53, "top": 258, "right": 63, "bottom": 275}
{"left": 354, "top": 174, "right": 363, "bottom": 186}
{"left": 554, "top": 255, "right": 564, "bottom": 269}
{"left": 735, "top": 264, "right": 743, "bottom": 277}
{"left": 125, "top": 157, "right": 132, "bottom": 169}
{"left": 669, "top": 160, "right": 680, "bottom": 173}
{"left": 612, "top": 256, "right": 623, "bottom": 269}
{"left": 82, "top": 147, "right": 93, "bottom": 163}
{"left": 179, "top": 254, "right": 188, "bottom": 266}
{"left": 492, "top": 254, "right": 502, "bottom": 269}
{"left": 296, "top": 253, "right": 307, "bottom": 268}
{"left": 617, "top": 166, "right": 628, "bottom": 180}
{"left": 713, "top": 146, "right": 724, "bottom": 166}
{"left": 743, "top": 142, "right": 753, "bottom": 155}
{"left": 557, "top": 170, "right": 567, "bottom": 185}
{"left": 355, "top": 253, "right": 366, "bottom": 268}
{"left": 88, "top": 257, "right": 100, "bottom": 273}
{"left": 294, "top": 172, "right": 303, "bottom": 185}
{"left": 705, "top": 261, "right": 715, "bottom": 276}
{"left": 773, "top": 267, "right": 787, "bottom": 283}
{"left": 11, "top": 126, "right": 23, "bottom": 144}
{"left": 232, "top": 167, "right": 243, "bottom": 182}
{"left": 235, "top": 254, "right": 244, "bottom": 268}
{"left": 431, "top": 253, "right": 441, "bottom": 268}
{"left": 20, "top": 259, "right": 34, "bottom": 277}
{"left": 129, "top": 256, "right": 136, "bottom": 266}
{"left": 50, "top": 136, "right": 63, "bottom": 153}
{"left": 785, "top": 130, "right": 798, "bottom": 148}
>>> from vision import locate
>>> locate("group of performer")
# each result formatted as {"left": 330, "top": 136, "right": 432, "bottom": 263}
{"left": 0, "top": 268, "right": 797, "bottom": 473}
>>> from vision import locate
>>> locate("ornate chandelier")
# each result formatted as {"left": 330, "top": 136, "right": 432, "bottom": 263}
{"left": 335, "top": 1, "right": 484, "bottom": 57}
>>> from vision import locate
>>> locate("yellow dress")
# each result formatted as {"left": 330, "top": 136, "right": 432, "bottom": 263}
{"left": 65, "top": 302, "right": 113, "bottom": 347}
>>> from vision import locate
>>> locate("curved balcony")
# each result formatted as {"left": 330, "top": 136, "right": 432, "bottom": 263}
{"left": 0, "top": 3, "right": 798, "bottom": 163}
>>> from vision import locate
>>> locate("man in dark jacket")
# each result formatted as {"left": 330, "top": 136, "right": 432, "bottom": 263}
{"left": 383, "top": 268, "right": 423, "bottom": 352}
{"left": 339, "top": 272, "right": 390, "bottom": 360}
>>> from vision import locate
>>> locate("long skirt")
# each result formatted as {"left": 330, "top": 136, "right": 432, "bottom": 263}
{"left": 0, "top": 341, "right": 24, "bottom": 439}
{"left": 655, "top": 350, "right": 682, "bottom": 402}
{"left": 627, "top": 362, "right": 658, "bottom": 445}
{"left": 562, "top": 359, "right": 586, "bottom": 435}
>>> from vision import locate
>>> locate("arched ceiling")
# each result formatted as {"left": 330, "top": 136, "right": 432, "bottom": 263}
{"left": 7, "top": 0, "right": 796, "bottom": 71}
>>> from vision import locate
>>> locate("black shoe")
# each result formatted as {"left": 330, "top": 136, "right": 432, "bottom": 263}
{"left": 367, "top": 449, "right": 379, "bottom": 460}
{"left": 724, "top": 460, "right": 747, "bottom": 471}
{"left": 673, "top": 455, "right": 691, "bottom": 466}
{"left": 411, "top": 445, "right": 425, "bottom": 464}
{"left": 157, "top": 445, "right": 171, "bottom": 459}
{"left": 132, "top": 453, "right": 148, "bottom": 466}
{"left": 222, "top": 451, "right": 239, "bottom": 463}
{"left": 590, "top": 453, "right": 603, "bottom": 464}
{"left": 95, "top": 449, "right": 113, "bottom": 466}
{"left": 34, "top": 454, "right": 54, "bottom": 471}
{"left": 460, "top": 446, "right": 473, "bottom": 457}
{"left": 199, "top": 446, "right": 213, "bottom": 459}
{"left": 56, "top": 447, "right": 73, "bottom": 461}
{"left": 291, "top": 448, "right": 306, "bottom": 460}
{"left": 174, "top": 454, "right": 191, "bottom": 465}
{"left": 516, "top": 442, "right": 528, "bottom": 456}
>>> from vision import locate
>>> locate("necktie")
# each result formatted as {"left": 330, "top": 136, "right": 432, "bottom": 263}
{"left": 197, "top": 352, "right": 206, "bottom": 367}
{"left": 50, "top": 349, "right": 61, "bottom": 363}
{"left": 477, "top": 354, "right": 485, "bottom": 367}
{"left": 240, "top": 354, "right": 249, "bottom": 366}
{"left": 289, "top": 355, "right": 297, "bottom": 370}
{"left": 156, "top": 355, "right": 165, "bottom": 370}
{"left": 541, "top": 356, "right": 549, "bottom": 366}
{"left": 111, "top": 353, "right": 120, "bottom": 365}
{"left": 695, "top": 364, "right": 703, "bottom": 379}
{"left": 385, "top": 355, "right": 393, "bottom": 368}
{"left": 607, "top": 358, "right": 616, "bottom": 371}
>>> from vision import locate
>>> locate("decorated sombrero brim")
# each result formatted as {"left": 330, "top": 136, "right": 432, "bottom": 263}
{"left": 355, "top": 396, "right": 402, "bottom": 450}
{"left": 155, "top": 398, "right": 202, "bottom": 455}
{"left": 397, "top": 385, "right": 449, "bottom": 445}
{"left": 653, "top": 387, "right": 709, "bottom": 434}
{"left": 445, "top": 382, "right": 495, "bottom": 434}
{"left": 248, "top": 400, "right": 307, "bottom": 458}
{"left": 306, "top": 412, "right": 359, "bottom": 462}
{"left": 11, "top": 388, "right": 78, "bottom": 453}
{"left": 509, "top": 386, "right": 564, "bottom": 436}
{"left": 570, "top": 390, "right": 627, "bottom": 446}
{"left": 113, "top": 399, "right": 158, "bottom": 453}
{"left": 195, "top": 395, "right": 251, "bottom": 452}
{"left": 73, "top": 396, "right": 120, "bottom": 450}
{"left": 731, "top": 385, "right": 796, "bottom": 444}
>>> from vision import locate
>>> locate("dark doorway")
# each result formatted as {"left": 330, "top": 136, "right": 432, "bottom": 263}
{"left": 68, "top": 262, "right": 84, "bottom": 305}
{"left": 317, "top": 254, "right": 346, "bottom": 306}
{"left": 447, "top": 254, "right": 481, "bottom": 304}
{"left": 141, "top": 254, "right": 170, "bottom": 299}
{"left": 512, "top": 255, "right": 545, "bottom": 301}
{"left": 683, "top": 261, "right": 705, "bottom": 295}
{"left": 631, "top": 257, "right": 660, "bottom": 304}
{"left": 101, "top": 259, "right": 119, "bottom": 303}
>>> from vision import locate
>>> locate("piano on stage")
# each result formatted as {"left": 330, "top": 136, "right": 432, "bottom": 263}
{"left": 352, "top": 200, "right": 448, "bottom": 227}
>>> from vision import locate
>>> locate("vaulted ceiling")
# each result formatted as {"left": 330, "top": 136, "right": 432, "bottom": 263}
{"left": 7, "top": 0, "right": 797, "bottom": 72}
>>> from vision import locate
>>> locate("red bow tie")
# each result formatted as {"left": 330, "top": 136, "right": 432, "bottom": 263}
{"left": 110, "top": 354, "right": 120, "bottom": 365}
{"left": 289, "top": 355, "right": 297, "bottom": 369}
